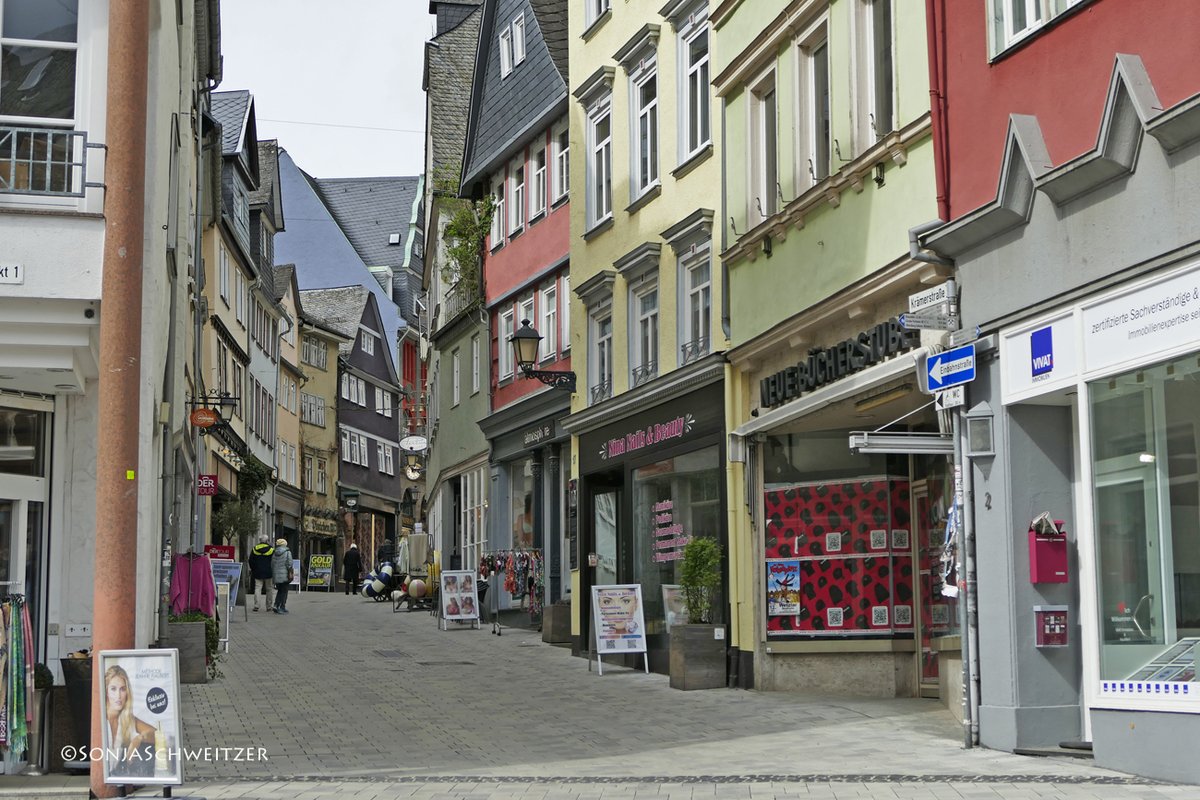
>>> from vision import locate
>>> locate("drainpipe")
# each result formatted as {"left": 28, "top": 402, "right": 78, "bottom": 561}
{"left": 92, "top": 0, "right": 149, "bottom": 796}
{"left": 909, "top": 219, "right": 952, "bottom": 267}
{"left": 720, "top": 93, "right": 731, "bottom": 341}
{"left": 925, "top": 0, "right": 950, "bottom": 220}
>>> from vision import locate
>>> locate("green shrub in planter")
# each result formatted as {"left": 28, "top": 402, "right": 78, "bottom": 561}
{"left": 680, "top": 537, "right": 721, "bottom": 624}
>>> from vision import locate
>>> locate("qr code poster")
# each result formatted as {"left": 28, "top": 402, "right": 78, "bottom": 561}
{"left": 870, "top": 529, "right": 888, "bottom": 550}
{"left": 894, "top": 604, "right": 913, "bottom": 626}
{"left": 825, "top": 531, "right": 843, "bottom": 552}
{"left": 931, "top": 604, "right": 950, "bottom": 626}
{"left": 891, "top": 529, "right": 910, "bottom": 550}
{"left": 872, "top": 606, "right": 889, "bottom": 626}
{"left": 827, "top": 607, "right": 845, "bottom": 627}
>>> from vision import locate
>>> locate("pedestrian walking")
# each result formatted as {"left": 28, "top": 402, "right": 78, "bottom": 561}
{"left": 342, "top": 543, "right": 363, "bottom": 596}
{"left": 271, "top": 538, "right": 293, "bottom": 614}
{"left": 247, "top": 535, "right": 275, "bottom": 612}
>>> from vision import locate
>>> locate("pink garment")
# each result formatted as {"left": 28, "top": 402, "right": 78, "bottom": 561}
{"left": 169, "top": 553, "right": 216, "bottom": 616}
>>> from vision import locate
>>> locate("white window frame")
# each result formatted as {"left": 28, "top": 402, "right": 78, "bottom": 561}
{"left": 518, "top": 297, "right": 535, "bottom": 334}
{"left": 452, "top": 348, "right": 461, "bottom": 406}
{"left": 0, "top": 8, "right": 79, "bottom": 132}
{"left": 509, "top": 157, "right": 525, "bottom": 233}
{"left": 499, "top": 309, "right": 515, "bottom": 380}
{"left": 341, "top": 429, "right": 351, "bottom": 462}
{"left": 552, "top": 121, "right": 570, "bottom": 203}
{"left": 561, "top": 274, "right": 571, "bottom": 352}
{"left": 499, "top": 26, "right": 513, "bottom": 77}
{"left": 233, "top": 188, "right": 249, "bottom": 239}
{"left": 590, "top": 310, "right": 613, "bottom": 402}
{"left": 304, "top": 454, "right": 313, "bottom": 491}
{"left": 585, "top": 0, "right": 611, "bottom": 27}
{"left": 341, "top": 372, "right": 350, "bottom": 400}
{"left": 316, "top": 458, "right": 328, "bottom": 494}
{"left": 513, "top": 13, "right": 526, "bottom": 65}
{"left": 795, "top": 20, "right": 830, "bottom": 191}
{"left": 680, "top": 245, "right": 712, "bottom": 364}
{"left": 749, "top": 69, "right": 778, "bottom": 225}
{"left": 679, "top": 7, "right": 712, "bottom": 162}
{"left": 989, "top": 0, "right": 1085, "bottom": 56}
{"left": 490, "top": 175, "right": 505, "bottom": 248}
{"left": 218, "top": 242, "right": 230, "bottom": 303}
{"left": 531, "top": 144, "right": 547, "bottom": 218}
{"left": 586, "top": 96, "right": 613, "bottom": 228}
{"left": 541, "top": 285, "right": 557, "bottom": 362}
{"left": 630, "top": 280, "right": 659, "bottom": 382}
{"left": 853, "top": 0, "right": 894, "bottom": 153}
{"left": 361, "top": 330, "right": 375, "bottom": 355}
{"left": 471, "top": 333, "right": 481, "bottom": 394}
{"left": 630, "top": 56, "right": 659, "bottom": 198}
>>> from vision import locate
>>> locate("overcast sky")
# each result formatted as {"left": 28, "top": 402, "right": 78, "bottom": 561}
{"left": 219, "top": 1, "right": 433, "bottom": 179}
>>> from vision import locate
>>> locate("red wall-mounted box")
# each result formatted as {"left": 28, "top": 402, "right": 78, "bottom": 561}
{"left": 1028, "top": 521, "right": 1068, "bottom": 583}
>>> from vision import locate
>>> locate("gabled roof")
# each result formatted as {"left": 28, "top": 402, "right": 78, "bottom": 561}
{"left": 272, "top": 265, "right": 296, "bottom": 305}
{"left": 461, "top": 0, "right": 568, "bottom": 192}
{"left": 298, "top": 286, "right": 371, "bottom": 356}
{"left": 212, "top": 90, "right": 252, "bottom": 156}
{"left": 249, "top": 140, "right": 280, "bottom": 206}
{"left": 529, "top": 0, "right": 567, "bottom": 83}
{"left": 425, "top": 4, "right": 482, "bottom": 181}
{"left": 275, "top": 148, "right": 405, "bottom": 373}
{"left": 313, "top": 177, "right": 421, "bottom": 270}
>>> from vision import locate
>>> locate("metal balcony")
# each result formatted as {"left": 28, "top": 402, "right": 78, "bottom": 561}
{"left": 680, "top": 336, "right": 710, "bottom": 365}
{"left": 0, "top": 126, "right": 104, "bottom": 197}
{"left": 590, "top": 379, "right": 612, "bottom": 405}
{"left": 631, "top": 361, "right": 658, "bottom": 387}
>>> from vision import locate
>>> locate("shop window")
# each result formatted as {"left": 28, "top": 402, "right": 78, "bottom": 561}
{"left": 511, "top": 460, "right": 534, "bottom": 550}
{"left": 763, "top": 433, "right": 917, "bottom": 639}
{"left": 0, "top": 408, "right": 46, "bottom": 477}
{"left": 631, "top": 445, "right": 723, "bottom": 631}
{"left": 1090, "top": 354, "right": 1200, "bottom": 682}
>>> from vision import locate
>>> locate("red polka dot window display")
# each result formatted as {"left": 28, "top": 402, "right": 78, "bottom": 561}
{"left": 764, "top": 478, "right": 914, "bottom": 636}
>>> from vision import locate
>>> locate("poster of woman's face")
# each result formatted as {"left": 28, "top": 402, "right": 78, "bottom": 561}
{"left": 99, "top": 650, "right": 183, "bottom": 786}
{"left": 440, "top": 570, "right": 480, "bottom": 620}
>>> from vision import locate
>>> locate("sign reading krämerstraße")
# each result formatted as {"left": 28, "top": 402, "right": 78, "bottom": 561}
{"left": 908, "top": 280, "right": 956, "bottom": 313}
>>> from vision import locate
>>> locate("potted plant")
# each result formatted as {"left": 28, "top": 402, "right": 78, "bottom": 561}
{"left": 669, "top": 537, "right": 726, "bottom": 690}
{"left": 166, "top": 612, "right": 222, "bottom": 682}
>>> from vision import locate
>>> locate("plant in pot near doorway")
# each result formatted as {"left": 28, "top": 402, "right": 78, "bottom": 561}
{"left": 669, "top": 536, "right": 726, "bottom": 690}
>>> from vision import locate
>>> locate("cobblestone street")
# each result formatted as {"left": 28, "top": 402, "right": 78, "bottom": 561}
{"left": 99, "top": 590, "right": 1200, "bottom": 799}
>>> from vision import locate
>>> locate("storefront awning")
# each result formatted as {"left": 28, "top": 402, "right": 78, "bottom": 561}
{"left": 732, "top": 348, "right": 928, "bottom": 440}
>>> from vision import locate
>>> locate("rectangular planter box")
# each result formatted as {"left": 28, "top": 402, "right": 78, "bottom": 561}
{"left": 165, "top": 621, "right": 208, "bottom": 684}
{"left": 541, "top": 603, "right": 572, "bottom": 644}
{"left": 669, "top": 624, "right": 727, "bottom": 690}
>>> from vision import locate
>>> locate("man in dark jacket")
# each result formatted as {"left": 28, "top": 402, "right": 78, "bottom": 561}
{"left": 342, "top": 543, "right": 363, "bottom": 596}
{"left": 248, "top": 535, "right": 275, "bottom": 612}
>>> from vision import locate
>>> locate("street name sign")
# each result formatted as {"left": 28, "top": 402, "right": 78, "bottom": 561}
{"left": 908, "top": 280, "right": 955, "bottom": 313}
{"left": 900, "top": 311, "right": 959, "bottom": 331}
{"left": 925, "top": 343, "right": 976, "bottom": 391}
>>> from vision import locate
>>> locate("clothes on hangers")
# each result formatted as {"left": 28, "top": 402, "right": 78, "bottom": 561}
{"left": 169, "top": 552, "right": 216, "bottom": 616}
{"left": 481, "top": 550, "right": 544, "bottom": 618}
{"left": 0, "top": 596, "right": 33, "bottom": 755}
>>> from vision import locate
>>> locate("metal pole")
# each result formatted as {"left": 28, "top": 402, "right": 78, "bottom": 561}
{"left": 963, "top": 424, "right": 982, "bottom": 745}
{"left": 952, "top": 411, "right": 973, "bottom": 748}
{"left": 92, "top": 0, "right": 150, "bottom": 795}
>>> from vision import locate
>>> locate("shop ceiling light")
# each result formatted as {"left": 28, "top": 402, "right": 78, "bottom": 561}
{"left": 1139, "top": 452, "right": 1156, "bottom": 463}
{"left": 848, "top": 431, "right": 954, "bottom": 455}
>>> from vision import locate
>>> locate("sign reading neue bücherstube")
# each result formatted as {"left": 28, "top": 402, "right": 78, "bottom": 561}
{"left": 759, "top": 319, "right": 920, "bottom": 409}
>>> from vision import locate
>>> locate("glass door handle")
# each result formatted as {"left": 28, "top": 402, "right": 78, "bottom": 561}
{"left": 1132, "top": 593, "right": 1154, "bottom": 638}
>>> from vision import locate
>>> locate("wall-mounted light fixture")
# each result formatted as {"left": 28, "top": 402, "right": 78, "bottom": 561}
{"left": 511, "top": 320, "right": 576, "bottom": 392}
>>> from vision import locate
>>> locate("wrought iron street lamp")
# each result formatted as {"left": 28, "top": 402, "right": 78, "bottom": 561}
{"left": 510, "top": 319, "right": 576, "bottom": 392}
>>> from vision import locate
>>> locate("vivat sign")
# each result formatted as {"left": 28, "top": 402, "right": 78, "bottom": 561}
{"left": 1031, "top": 326, "right": 1054, "bottom": 378}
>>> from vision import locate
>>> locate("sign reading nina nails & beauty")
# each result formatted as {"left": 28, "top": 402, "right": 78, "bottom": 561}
{"left": 759, "top": 319, "right": 920, "bottom": 409}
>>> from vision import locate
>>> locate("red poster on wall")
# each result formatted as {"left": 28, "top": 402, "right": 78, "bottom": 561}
{"left": 764, "top": 478, "right": 913, "bottom": 637}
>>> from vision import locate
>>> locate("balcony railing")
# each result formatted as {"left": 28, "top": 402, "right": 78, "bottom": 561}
{"left": 680, "top": 336, "right": 710, "bottom": 365}
{"left": 590, "top": 379, "right": 612, "bottom": 405}
{"left": 631, "top": 361, "right": 658, "bottom": 387}
{"left": 0, "top": 126, "right": 104, "bottom": 197}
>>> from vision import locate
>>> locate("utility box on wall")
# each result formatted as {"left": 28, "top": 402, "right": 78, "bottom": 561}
{"left": 1028, "top": 518, "right": 1068, "bottom": 583}
{"left": 1034, "top": 605, "right": 1070, "bottom": 647}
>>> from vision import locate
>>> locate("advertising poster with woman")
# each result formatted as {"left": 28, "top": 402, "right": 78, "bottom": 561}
{"left": 98, "top": 649, "right": 183, "bottom": 786}
{"left": 592, "top": 584, "right": 647, "bottom": 654}
{"left": 440, "top": 570, "right": 479, "bottom": 622}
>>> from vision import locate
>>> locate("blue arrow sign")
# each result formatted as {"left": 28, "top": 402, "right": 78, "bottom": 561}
{"left": 926, "top": 343, "right": 976, "bottom": 391}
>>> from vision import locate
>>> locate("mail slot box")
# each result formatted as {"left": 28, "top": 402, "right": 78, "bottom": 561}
{"left": 1034, "top": 605, "right": 1069, "bottom": 647}
{"left": 1028, "top": 519, "right": 1067, "bottom": 583}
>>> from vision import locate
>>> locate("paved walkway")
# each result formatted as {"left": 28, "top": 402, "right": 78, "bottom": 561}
{"left": 26, "top": 590, "right": 1191, "bottom": 798}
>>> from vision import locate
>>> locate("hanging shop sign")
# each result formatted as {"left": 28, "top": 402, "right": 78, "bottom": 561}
{"left": 306, "top": 555, "right": 334, "bottom": 589}
{"left": 203, "top": 544, "right": 234, "bottom": 561}
{"left": 189, "top": 407, "right": 220, "bottom": 428}
{"left": 440, "top": 570, "right": 480, "bottom": 623}
{"left": 759, "top": 319, "right": 920, "bottom": 409}
{"left": 98, "top": 649, "right": 184, "bottom": 786}
{"left": 195, "top": 474, "right": 218, "bottom": 497}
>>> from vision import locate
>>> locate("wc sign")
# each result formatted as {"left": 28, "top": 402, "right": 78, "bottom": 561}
{"left": 1031, "top": 326, "right": 1054, "bottom": 379}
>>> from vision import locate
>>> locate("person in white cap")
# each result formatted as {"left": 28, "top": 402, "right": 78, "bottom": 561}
{"left": 270, "top": 537, "right": 293, "bottom": 613}
{"left": 342, "top": 543, "right": 363, "bottom": 596}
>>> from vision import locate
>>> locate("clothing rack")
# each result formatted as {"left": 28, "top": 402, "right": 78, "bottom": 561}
{"left": 479, "top": 549, "right": 544, "bottom": 636}
{"left": 0, "top": 595, "right": 33, "bottom": 765}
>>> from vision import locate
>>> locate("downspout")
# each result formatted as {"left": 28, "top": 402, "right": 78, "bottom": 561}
{"left": 909, "top": 219, "right": 952, "bottom": 267}
{"left": 272, "top": 310, "right": 295, "bottom": 549}
{"left": 720, "top": 91, "right": 731, "bottom": 341}
{"left": 925, "top": 0, "right": 950, "bottom": 221}
{"left": 158, "top": 186, "right": 179, "bottom": 643}
{"left": 92, "top": 0, "right": 149, "bottom": 796}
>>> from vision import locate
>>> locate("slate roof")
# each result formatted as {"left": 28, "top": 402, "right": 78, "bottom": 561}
{"left": 249, "top": 140, "right": 279, "bottom": 206}
{"left": 313, "top": 177, "right": 420, "bottom": 270}
{"left": 461, "top": 0, "right": 568, "bottom": 190}
{"left": 426, "top": 5, "right": 482, "bottom": 183}
{"left": 275, "top": 148, "right": 405, "bottom": 372}
{"left": 298, "top": 286, "right": 371, "bottom": 356}
{"left": 272, "top": 265, "right": 296, "bottom": 304}
{"left": 211, "top": 90, "right": 251, "bottom": 156}
{"left": 529, "top": 0, "right": 567, "bottom": 83}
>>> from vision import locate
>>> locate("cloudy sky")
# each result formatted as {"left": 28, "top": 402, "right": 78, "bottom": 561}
{"left": 220, "top": 1, "right": 433, "bottom": 179}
